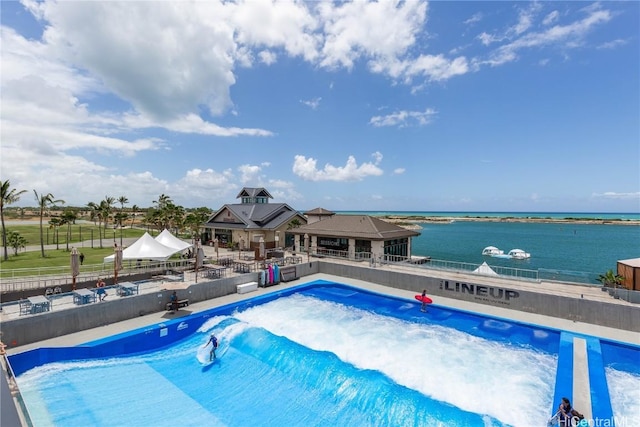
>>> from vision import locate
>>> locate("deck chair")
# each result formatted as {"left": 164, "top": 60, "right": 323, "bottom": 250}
{"left": 45, "top": 288, "right": 54, "bottom": 296}
{"left": 53, "top": 286, "right": 62, "bottom": 294}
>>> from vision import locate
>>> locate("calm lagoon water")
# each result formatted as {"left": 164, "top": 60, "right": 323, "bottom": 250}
{"left": 340, "top": 211, "right": 640, "bottom": 276}
{"left": 411, "top": 221, "right": 639, "bottom": 276}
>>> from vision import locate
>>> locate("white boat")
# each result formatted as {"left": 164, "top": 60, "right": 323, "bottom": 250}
{"left": 508, "top": 249, "right": 531, "bottom": 259}
{"left": 482, "top": 246, "right": 504, "bottom": 256}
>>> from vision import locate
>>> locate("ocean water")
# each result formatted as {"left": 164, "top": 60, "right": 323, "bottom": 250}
{"left": 339, "top": 211, "right": 640, "bottom": 277}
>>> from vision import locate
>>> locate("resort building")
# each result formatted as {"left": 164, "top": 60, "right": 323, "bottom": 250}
{"left": 201, "top": 187, "right": 307, "bottom": 253}
{"left": 201, "top": 189, "right": 421, "bottom": 262}
{"left": 290, "top": 210, "right": 421, "bottom": 262}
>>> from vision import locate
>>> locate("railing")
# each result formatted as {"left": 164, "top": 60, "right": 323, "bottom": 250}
{"left": 0, "top": 259, "right": 197, "bottom": 294}
{"left": 308, "top": 247, "right": 601, "bottom": 285}
{"left": 1, "top": 250, "right": 603, "bottom": 294}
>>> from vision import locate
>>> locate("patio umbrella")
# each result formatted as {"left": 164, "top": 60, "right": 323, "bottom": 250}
{"left": 240, "top": 238, "right": 245, "bottom": 251}
{"left": 70, "top": 247, "right": 80, "bottom": 290}
{"left": 195, "top": 242, "right": 204, "bottom": 283}
{"left": 214, "top": 239, "right": 219, "bottom": 260}
{"left": 114, "top": 244, "right": 123, "bottom": 285}
{"left": 259, "top": 237, "right": 265, "bottom": 260}
{"left": 304, "top": 234, "right": 309, "bottom": 260}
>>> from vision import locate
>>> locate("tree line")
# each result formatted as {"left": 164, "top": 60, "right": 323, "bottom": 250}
{"left": 1, "top": 179, "right": 212, "bottom": 261}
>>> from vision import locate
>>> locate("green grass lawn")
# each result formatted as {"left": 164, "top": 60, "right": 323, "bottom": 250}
{"left": 0, "top": 224, "right": 150, "bottom": 274}
{"left": 0, "top": 247, "right": 117, "bottom": 272}
{"left": 1, "top": 224, "right": 197, "bottom": 276}
{"left": 3, "top": 223, "right": 147, "bottom": 249}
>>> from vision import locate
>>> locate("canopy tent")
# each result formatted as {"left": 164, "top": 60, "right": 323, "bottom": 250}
{"left": 473, "top": 261, "right": 498, "bottom": 276}
{"left": 104, "top": 232, "right": 181, "bottom": 262}
{"left": 155, "top": 229, "right": 193, "bottom": 252}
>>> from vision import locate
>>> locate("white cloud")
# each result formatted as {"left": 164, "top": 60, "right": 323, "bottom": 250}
{"left": 231, "top": 0, "right": 320, "bottom": 62}
{"left": 481, "top": 5, "right": 612, "bottom": 67}
{"left": 509, "top": 3, "right": 541, "bottom": 36}
{"left": 543, "top": 11, "right": 560, "bottom": 26}
{"left": 317, "top": 0, "right": 427, "bottom": 70}
{"left": 300, "top": 97, "right": 322, "bottom": 110}
{"left": 237, "top": 164, "right": 264, "bottom": 185}
{"left": 597, "top": 39, "right": 628, "bottom": 50}
{"left": 393, "top": 168, "right": 406, "bottom": 175}
{"left": 370, "top": 108, "right": 437, "bottom": 127}
{"left": 292, "top": 154, "right": 384, "bottom": 182}
{"left": 258, "top": 50, "right": 278, "bottom": 65}
{"left": 464, "top": 13, "right": 483, "bottom": 26}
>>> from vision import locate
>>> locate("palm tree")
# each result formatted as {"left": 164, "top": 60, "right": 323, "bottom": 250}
{"left": 87, "top": 201, "right": 103, "bottom": 248}
{"left": 597, "top": 269, "right": 625, "bottom": 299}
{"left": 49, "top": 217, "right": 62, "bottom": 250}
{"left": 130, "top": 204, "right": 139, "bottom": 228}
{"left": 34, "top": 190, "right": 64, "bottom": 257}
{"left": 1, "top": 180, "right": 27, "bottom": 261}
{"left": 60, "top": 208, "right": 77, "bottom": 251}
{"left": 287, "top": 219, "right": 302, "bottom": 229}
{"left": 117, "top": 196, "right": 128, "bottom": 246}
{"left": 597, "top": 269, "right": 624, "bottom": 287}
{"left": 102, "top": 196, "right": 116, "bottom": 229}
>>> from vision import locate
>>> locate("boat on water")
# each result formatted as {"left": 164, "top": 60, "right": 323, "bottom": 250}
{"left": 482, "top": 246, "right": 531, "bottom": 259}
{"left": 482, "top": 246, "right": 504, "bottom": 256}
{"left": 508, "top": 248, "right": 531, "bottom": 259}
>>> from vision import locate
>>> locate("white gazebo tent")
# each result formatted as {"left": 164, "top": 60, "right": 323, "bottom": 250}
{"left": 155, "top": 229, "right": 193, "bottom": 252}
{"left": 473, "top": 261, "right": 498, "bottom": 276}
{"left": 104, "top": 232, "right": 180, "bottom": 262}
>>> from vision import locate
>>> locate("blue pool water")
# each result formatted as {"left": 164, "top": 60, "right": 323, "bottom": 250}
{"left": 9, "top": 281, "right": 640, "bottom": 427}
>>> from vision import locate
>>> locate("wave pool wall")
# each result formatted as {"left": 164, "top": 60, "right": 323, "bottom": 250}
{"left": 317, "top": 262, "right": 640, "bottom": 331}
{"left": 9, "top": 280, "right": 561, "bottom": 375}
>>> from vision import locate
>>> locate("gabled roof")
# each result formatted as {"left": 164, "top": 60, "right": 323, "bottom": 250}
{"left": 205, "top": 203, "right": 305, "bottom": 230}
{"left": 304, "top": 207, "right": 335, "bottom": 216}
{"left": 236, "top": 187, "right": 273, "bottom": 199}
{"left": 289, "top": 215, "right": 420, "bottom": 240}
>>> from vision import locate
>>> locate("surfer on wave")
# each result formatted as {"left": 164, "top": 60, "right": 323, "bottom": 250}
{"left": 208, "top": 334, "right": 218, "bottom": 361}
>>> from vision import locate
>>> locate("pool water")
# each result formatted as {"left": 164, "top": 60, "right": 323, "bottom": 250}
{"left": 9, "top": 281, "right": 640, "bottom": 427}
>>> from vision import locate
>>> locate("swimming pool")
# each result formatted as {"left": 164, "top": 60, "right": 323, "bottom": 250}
{"left": 8, "top": 280, "right": 640, "bottom": 427}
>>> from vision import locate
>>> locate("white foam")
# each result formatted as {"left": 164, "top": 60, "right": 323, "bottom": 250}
{"left": 234, "top": 294, "right": 555, "bottom": 427}
{"left": 606, "top": 367, "right": 640, "bottom": 425}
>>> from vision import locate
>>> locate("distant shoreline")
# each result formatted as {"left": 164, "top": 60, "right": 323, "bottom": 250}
{"left": 378, "top": 215, "right": 640, "bottom": 227}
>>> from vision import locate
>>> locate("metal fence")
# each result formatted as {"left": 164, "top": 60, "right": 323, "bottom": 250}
{"left": 0, "top": 259, "right": 196, "bottom": 294}
{"left": 312, "top": 247, "right": 603, "bottom": 285}
{"left": 1, "top": 248, "right": 603, "bottom": 294}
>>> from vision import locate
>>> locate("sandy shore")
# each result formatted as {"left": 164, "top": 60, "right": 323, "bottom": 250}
{"left": 380, "top": 215, "right": 640, "bottom": 227}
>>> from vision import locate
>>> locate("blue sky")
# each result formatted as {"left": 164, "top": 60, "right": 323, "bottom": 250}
{"left": 1, "top": 0, "right": 638, "bottom": 213}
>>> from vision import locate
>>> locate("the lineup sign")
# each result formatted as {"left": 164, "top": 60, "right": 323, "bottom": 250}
{"left": 439, "top": 280, "right": 519, "bottom": 305}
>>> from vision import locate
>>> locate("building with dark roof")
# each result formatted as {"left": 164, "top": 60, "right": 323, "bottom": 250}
{"left": 304, "top": 207, "right": 335, "bottom": 224}
{"left": 289, "top": 214, "right": 420, "bottom": 261}
{"left": 201, "top": 187, "right": 307, "bottom": 252}
{"left": 202, "top": 187, "right": 421, "bottom": 262}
